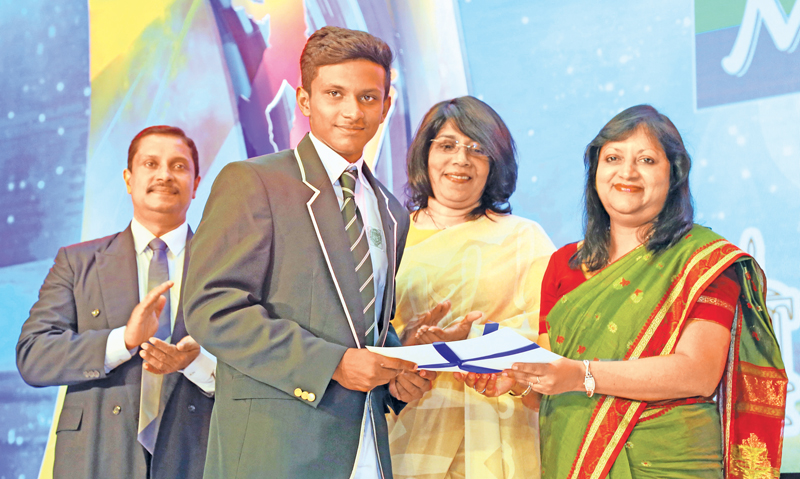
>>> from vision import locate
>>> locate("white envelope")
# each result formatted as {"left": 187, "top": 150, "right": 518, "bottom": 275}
{"left": 367, "top": 327, "right": 562, "bottom": 372}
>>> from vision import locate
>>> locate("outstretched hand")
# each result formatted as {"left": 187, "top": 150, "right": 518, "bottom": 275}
{"left": 400, "top": 300, "right": 452, "bottom": 346}
{"left": 503, "top": 358, "right": 584, "bottom": 396}
{"left": 454, "top": 371, "right": 517, "bottom": 397}
{"left": 414, "top": 310, "right": 485, "bottom": 344}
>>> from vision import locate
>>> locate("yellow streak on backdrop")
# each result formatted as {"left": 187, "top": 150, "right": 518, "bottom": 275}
{"left": 89, "top": 0, "right": 177, "bottom": 81}
{"left": 41, "top": 2, "right": 192, "bottom": 476}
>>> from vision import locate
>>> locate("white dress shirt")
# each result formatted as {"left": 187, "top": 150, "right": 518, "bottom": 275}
{"left": 309, "top": 133, "right": 387, "bottom": 479}
{"left": 103, "top": 218, "right": 216, "bottom": 394}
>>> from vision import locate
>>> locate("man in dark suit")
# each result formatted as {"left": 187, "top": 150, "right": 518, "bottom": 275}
{"left": 183, "top": 27, "right": 434, "bottom": 479}
{"left": 17, "top": 126, "right": 215, "bottom": 479}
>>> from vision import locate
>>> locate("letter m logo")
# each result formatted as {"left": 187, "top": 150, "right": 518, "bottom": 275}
{"left": 695, "top": 0, "right": 800, "bottom": 108}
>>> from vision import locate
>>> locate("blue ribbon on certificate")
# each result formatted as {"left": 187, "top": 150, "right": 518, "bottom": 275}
{"left": 416, "top": 323, "right": 541, "bottom": 373}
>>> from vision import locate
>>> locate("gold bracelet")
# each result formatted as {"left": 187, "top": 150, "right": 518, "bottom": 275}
{"left": 508, "top": 381, "right": 533, "bottom": 398}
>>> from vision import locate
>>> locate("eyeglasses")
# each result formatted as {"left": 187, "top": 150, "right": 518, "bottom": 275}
{"left": 430, "top": 138, "right": 488, "bottom": 160}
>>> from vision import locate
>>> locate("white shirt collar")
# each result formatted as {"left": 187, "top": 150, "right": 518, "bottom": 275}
{"left": 308, "top": 132, "right": 366, "bottom": 186}
{"left": 130, "top": 218, "right": 188, "bottom": 256}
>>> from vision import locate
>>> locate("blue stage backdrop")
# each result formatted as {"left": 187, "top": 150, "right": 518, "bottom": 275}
{"left": 1, "top": 0, "right": 798, "bottom": 477}
{"left": 0, "top": 2, "right": 90, "bottom": 476}
{"left": 456, "top": 0, "right": 800, "bottom": 471}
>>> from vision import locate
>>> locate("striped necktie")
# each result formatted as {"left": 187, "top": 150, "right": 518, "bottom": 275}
{"left": 138, "top": 237, "right": 171, "bottom": 453}
{"left": 339, "top": 168, "right": 377, "bottom": 346}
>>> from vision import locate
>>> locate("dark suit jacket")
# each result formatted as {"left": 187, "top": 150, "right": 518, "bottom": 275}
{"left": 16, "top": 225, "right": 213, "bottom": 479}
{"left": 183, "top": 134, "right": 410, "bottom": 479}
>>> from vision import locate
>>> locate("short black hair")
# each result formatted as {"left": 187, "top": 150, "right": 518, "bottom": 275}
{"left": 405, "top": 96, "right": 518, "bottom": 219}
{"left": 572, "top": 104, "right": 694, "bottom": 271}
{"left": 127, "top": 125, "right": 199, "bottom": 178}
{"left": 300, "top": 26, "right": 393, "bottom": 96}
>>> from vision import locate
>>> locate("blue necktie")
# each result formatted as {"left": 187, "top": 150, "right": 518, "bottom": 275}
{"left": 138, "top": 238, "right": 171, "bottom": 453}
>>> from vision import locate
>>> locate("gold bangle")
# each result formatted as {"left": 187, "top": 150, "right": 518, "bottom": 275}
{"left": 508, "top": 381, "right": 533, "bottom": 398}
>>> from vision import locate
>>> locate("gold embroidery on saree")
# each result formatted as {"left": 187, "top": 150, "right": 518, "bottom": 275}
{"left": 740, "top": 362, "right": 789, "bottom": 380}
{"left": 639, "top": 409, "right": 660, "bottom": 420}
{"left": 696, "top": 295, "right": 736, "bottom": 313}
{"left": 569, "top": 397, "right": 614, "bottom": 479}
{"left": 732, "top": 433, "right": 779, "bottom": 479}
{"left": 629, "top": 241, "right": 723, "bottom": 360}
{"left": 590, "top": 402, "right": 641, "bottom": 479}
{"left": 736, "top": 362, "right": 787, "bottom": 417}
{"left": 737, "top": 403, "right": 784, "bottom": 418}
{"left": 661, "top": 250, "right": 740, "bottom": 355}
{"left": 572, "top": 240, "right": 734, "bottom": 479}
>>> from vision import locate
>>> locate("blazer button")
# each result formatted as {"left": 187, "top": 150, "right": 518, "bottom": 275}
{"left": 112, "top": 405, "right": 121, "bottom": 415}
{"left": 307, "top": 393, "right": 316, "bottom": 402}
{"left": 301, "top": 391, "right": 309, "bottom": 400}
{"left": 188, "top": 405, "right": 196, "bottom": 413}
{"left": 91, "top": 309, "right": 100, "bottom": 317}
{"left": 294, "top": 388, "right": 303, "bottom": 398}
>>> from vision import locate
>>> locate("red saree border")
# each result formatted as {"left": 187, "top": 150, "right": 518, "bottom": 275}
{"left": 567, "top": 236, "right": 745, "bottom": 479}
{"left": 722, "top": 306, "right": 742, "bottom": 470}
{"left": 631, "top": 240, "right": 744, "bottom": 360}
{"left": 565, "top": 396, "right": 645, "bottom": 479}
{"left": 722, "top": 262, "right": 787, "bottom": 478}
{"left": 737, "top": 362, "right": 787, "bottom": 418}
{"left": 620, "top": 239, "right": 722, "bottom": 360}
{"left": 724, "top": 355, "right": 786, "bottom": 477}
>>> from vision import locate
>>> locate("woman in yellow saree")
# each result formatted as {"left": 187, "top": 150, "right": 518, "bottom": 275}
{"left": 387, "top": 96, "right": 555, "bottom": 479}
{"left": 471, "top": 105, "right": 787, "bottom": 478}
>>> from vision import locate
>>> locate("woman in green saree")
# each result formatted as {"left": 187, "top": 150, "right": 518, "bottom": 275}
{"left": 468, "top": 105, "right": 787, "bottom": 478}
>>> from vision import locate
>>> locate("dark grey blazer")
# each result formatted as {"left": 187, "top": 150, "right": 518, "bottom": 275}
{"left": 16, "top": 226, "right": 213, "bottom": 479}
{"left": 183, "top": 134, "right": 410, "bottom": 479}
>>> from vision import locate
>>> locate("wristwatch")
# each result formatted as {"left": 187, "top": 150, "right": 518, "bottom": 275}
{"left": 583, "top": 360, "right": 595, "bottom": 397}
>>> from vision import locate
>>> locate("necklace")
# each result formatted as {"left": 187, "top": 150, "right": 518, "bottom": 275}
{"left": 423, "top": 208, "right": 448, "bottom": 230}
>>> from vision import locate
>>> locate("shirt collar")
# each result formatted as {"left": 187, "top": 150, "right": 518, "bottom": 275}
{"left": 308, "top": 132, "right": 365, "bottom": 186}
{"left": 130, "top": 218, "right": 188, "bottom": 256}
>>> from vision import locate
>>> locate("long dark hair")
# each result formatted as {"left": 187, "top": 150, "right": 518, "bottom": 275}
{"left": 405, "top": 96, "right": 518, "bottom": 219}
{"left": 571, "top": 104, "right": 694, "bottom": 271}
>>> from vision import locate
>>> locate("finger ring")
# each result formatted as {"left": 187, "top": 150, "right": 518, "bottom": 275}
{"left": 536, "top": 376, "right": 541, "bottom": 384}
{"left": 479, "top": 387, "right": 487, "bottom": 394}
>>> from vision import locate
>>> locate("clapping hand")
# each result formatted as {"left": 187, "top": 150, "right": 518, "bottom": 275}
{"left": 124, "top": 280, "right": 173, "bottom": 350}
{"left": 140, "top": 335, "right": 202, "bottom": 374}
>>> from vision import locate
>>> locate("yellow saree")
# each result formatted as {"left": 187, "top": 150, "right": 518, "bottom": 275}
{"left": 387, "top": 214, "right": 555, "bottom": 479}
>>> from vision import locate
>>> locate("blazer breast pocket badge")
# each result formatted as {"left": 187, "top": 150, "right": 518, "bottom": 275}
{"left": 369, "top": 227, "right": 384, "bottom": 251}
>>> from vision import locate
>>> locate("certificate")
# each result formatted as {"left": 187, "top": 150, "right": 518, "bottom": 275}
{"left": 367, "top": 327, "right": 562, "bottom": 373}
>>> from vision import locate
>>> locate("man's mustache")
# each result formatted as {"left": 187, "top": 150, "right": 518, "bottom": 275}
{"left": 147, "top": 182, "right": 179, "bottom": 194}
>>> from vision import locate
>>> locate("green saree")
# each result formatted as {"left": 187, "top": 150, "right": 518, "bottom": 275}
{"left": 540, "top": 225, "right": 787, "bottom": 479}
